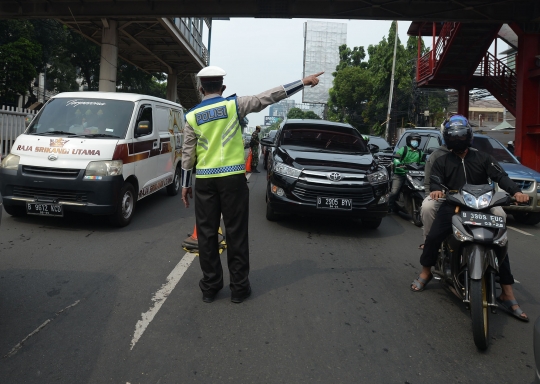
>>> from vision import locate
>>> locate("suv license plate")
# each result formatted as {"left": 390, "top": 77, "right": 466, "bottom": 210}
{"left": 316, "top": 197, "right": 352, "bottom": 210}
{"left": 26, "top": 203, "right": 63, "bottom": 217}
{"left": 461, "top": 211, "right": 504, "bottom": 228}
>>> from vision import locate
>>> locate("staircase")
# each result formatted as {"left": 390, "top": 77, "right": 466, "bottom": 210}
{"left": 416, "top": 21, "right": 516, "bottom": 116}
{"left": 475, "top": 51, "right": 517, "bottom": 115}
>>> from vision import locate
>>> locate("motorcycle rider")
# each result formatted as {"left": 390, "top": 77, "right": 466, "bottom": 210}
{"left": 410, "top": 115, "right": 529, "bottom": 322}
{"left": 419, "top": 122, "right": 451, "bottom": 249}
{"left": 388, "top": 133, "right": 424, "bottom": 213}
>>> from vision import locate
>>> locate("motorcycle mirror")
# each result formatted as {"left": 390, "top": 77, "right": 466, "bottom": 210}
{"left": 430, "top": 175, "right": 449, "bottom": 191}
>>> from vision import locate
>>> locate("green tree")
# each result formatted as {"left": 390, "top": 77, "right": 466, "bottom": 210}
{"left": 0, "top": 20, "right": 41, "bottom": 105}
{"left": 287, "top": 107, "right": 305, "bottom": 119}
{"left": 303, "top": 111, "right": 321, "bottom": 120}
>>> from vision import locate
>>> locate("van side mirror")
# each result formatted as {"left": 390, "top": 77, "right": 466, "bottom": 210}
{"left": 260, "top": 138, "right": 275, "bottom": 147}
{"left": 135, "top": 121, "right": 151, "bottom": 137}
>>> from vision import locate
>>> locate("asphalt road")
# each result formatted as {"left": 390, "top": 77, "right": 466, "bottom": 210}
{"left": 0, "top": 170, "right": 538, "bottom": 383}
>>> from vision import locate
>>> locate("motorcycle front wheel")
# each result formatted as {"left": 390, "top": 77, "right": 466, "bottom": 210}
{"left": 470, "top": 278, "right": 489, "bottom": 350}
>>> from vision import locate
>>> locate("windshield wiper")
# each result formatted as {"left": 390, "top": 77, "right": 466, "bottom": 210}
{"left": 69, "top": 133, "right": 120, "bottom": 138}
{"left": 31, "top": 130, "right": 73, "bottom": 136}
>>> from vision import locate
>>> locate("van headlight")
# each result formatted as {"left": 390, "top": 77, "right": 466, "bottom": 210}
{"left": 367, "top": 169, "right": 388, "bottom": 184}
{"left": 274, "top": 162, "right": 301, "bottom": 178}
{"left": 0, "top": 154, "right": 20, "bottom": 170}
{"left": 85, "top": 160, "right": 123, "bottom": 176}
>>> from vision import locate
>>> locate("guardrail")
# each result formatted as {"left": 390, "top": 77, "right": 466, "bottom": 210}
{"left": 417, "top": 22, "right": 460, "bottom": 82}
{"left": 475, "top": 51, "right": 517, "bottom": 112}
{"left": 0, "top": 106, "right": 36, "bottom": 158}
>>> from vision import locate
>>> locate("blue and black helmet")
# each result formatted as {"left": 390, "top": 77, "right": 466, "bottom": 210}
{"left": 442, "top": 114, "right": 473, "bottom": 152}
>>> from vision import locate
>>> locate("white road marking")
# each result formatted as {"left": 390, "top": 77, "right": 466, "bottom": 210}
{"left": 507, "top": 226, "right": 534, "bottom": 236}
{"left": 129, "top": 171, "right": 253, "bottom": 351}
{"left": 4, "top": 300, "right": 80, "bottom": 358}
{"left": 130, "top": 252, "right": 197, "bottom": 350}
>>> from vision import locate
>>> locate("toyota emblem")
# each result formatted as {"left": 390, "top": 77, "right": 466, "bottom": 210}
{"left": 48, "top": 154, "right": 58, "bottom": 161}
{"left": 327, "top": 172, "right": 342, "bottom": 182}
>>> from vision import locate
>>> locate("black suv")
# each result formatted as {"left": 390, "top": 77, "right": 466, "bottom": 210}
{"left": 261, "top": 119, "right": 389, "bottom": 228}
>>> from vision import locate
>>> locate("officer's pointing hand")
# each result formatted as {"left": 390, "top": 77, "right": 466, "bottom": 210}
{"left": 182, "top": 187, "right": 193, "bottom": 208}
{"left": 302, "top": 72, "right": 324, "bottom": 87}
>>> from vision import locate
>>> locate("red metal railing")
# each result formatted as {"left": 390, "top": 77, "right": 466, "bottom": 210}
{"left": 417, "top": 22, "right": 459, "bottom": 82}
{"left": 475, "top": 51, "right": 517, "bottom": 113}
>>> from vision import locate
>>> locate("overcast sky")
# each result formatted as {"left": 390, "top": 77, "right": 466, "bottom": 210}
{"left": 207, "top": 18, "right": 414, "bottom": 127}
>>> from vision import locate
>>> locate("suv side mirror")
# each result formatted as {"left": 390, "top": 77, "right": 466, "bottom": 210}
{"left": 135, "top": 121, "right": 151, "bottom": 137}
{"left": 426, "top": 147, "right": 436, "bottom": 154}
{"left": 260, "top": 137, "right": 275, "bottom": 147}
{"left": 367, "top": 144, "right": 379, "bottom": 154}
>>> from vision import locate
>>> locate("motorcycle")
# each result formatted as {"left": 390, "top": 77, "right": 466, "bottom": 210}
{"left": 394, "top": 162, "right": 426, "bottom": 227}
{"left": 431, "top": 176, "right": 516, "bottom": 350}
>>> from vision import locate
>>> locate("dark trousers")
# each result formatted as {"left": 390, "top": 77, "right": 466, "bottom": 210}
{"left": 420, "top": 203, "right": 514, "bottom": 285}
{"left": 195, "top": 173, "right": 251, "bottom": 295}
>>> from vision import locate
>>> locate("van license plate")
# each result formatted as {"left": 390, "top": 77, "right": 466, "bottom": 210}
{"left": 316, "top": 197, "right": 352, "bottom": 210}
{"left": 461, "top": 211, "right": 504, "bottom": 228}
{"left": 26, "top": 203, "right": 63, "bottom": 217}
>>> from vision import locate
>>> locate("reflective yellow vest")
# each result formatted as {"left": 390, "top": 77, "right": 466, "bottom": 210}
{"left": 185, "top": 96, "right": 245, "bottom": 178}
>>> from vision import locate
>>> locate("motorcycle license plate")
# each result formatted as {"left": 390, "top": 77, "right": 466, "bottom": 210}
{"left": 26, "top": 203, "right": 63, "bottom": 217}
{"left": 316, "top": 197, "right": 352, "bottom": 210}
{"left": 461, "top": 211, "right": 504, "bottom": 228}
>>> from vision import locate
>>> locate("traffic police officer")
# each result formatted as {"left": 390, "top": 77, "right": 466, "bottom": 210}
{"left": 181, "top": 66, "right": 323, "bottom": 303}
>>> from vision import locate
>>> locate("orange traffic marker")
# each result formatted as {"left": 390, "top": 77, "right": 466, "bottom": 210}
{"left": 245, "top": 149, "right": 252, "bottom": 173}
{"left": 191, "top": 224, "right": 198, "bottom": 240}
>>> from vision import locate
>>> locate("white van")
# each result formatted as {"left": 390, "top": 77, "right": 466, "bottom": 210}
{"left": 0, "top": 92, "right": 185, "bottom": 227}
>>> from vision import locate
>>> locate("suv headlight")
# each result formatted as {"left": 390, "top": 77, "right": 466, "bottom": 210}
{"left": 463, "top": 191, "right": 492, "bottom": 209}
{"left": 274, "top": 162, "right": 301, "bottom": 178}
{"left": 0, "top": 154, "right": 20, "bottom": 170}
{"left": 367, "top": 169, "right": 388, "bottom": 184}
{"left": 85, "top": 160, "right": 123, "bottom": 176}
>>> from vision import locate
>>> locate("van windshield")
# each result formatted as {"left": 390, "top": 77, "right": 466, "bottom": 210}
{"left": 27, "top": 98, "right": 135, "bottom": 139}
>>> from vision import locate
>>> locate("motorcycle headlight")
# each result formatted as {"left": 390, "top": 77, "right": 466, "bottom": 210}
{"left": 273, "top": 162, "right": 301, "bottom": 178}
{"left": 0, "top": 154, "right": 20, "bottom": 170}
{"left": 85, "top": 160, "right": 123, "bottom": 177}
{"left": 367, "top": 169, "right": 388, "bottom": 184}
{"left": 406, "top": 174, "right": 425, "bottom": 190}
{"left": 462, "top": 191, "right": 492, "bottom": 209}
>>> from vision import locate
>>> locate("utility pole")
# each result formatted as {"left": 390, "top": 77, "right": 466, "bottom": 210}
{"left": 385, "top": 20, "right": 398, "bottom": 142}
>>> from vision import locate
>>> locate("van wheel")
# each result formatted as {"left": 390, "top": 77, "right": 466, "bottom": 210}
{"left": 4, "top": 204, "right": 26, "bottom": 217}
{"left": 109, "top": 183, "right": 136, "bottom": 227}
{"left": 166, "top": 165, "right": 181, "bottom": 196}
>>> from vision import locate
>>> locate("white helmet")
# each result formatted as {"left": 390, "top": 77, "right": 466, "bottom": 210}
{"left": 196, "top": 66, "right": 227, "bottom": 78}
{"left": 508, "top": 141, "right": 514, "bottom": 146}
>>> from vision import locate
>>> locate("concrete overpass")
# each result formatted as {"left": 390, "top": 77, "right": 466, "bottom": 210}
{"left": 60, "top": 17, "right": 210, "bottom": 108}
{"left": 1, "top": 1, "right": 539, "bottom": 25}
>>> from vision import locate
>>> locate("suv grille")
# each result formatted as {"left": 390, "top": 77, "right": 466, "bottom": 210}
{"left": 292, "top": 184, "right": 374, "bottom": 206}
{"left": 22, "top": 166, "right": 81, "bottom": 179}
{"left": 512, "top": 180, "right": 533, "bottom": 190}
{"left": 13, "top": 186, "right": 88, "bottom": 202}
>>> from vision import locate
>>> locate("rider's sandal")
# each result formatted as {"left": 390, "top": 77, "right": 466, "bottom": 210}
{"left": 496, "top": 297, "right": 529, "bottom": 322}
{"left": 410, "top": 274, "right": 433, "bottom": 292}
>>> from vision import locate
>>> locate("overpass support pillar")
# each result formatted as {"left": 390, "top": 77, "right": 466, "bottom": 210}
{"left": 515, "top": 31, "right": 540, "bottom": 171}
{"left": 99, "top": 19, "right": 118, "bottom": 92}
{"left": 457, "top": 85, "right": 469, "bottom": 118}
{"left": 166, "top": 72, "right": 178, "bottom": 103}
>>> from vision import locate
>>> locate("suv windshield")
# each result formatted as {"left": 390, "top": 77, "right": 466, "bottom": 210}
{"left": 472, "top": 136, "right": 517, "bottom": 164}
{"left": 27, "top": 98, "right": 135, "bottom": 139}
{"left": 280, "top": 124, "right": 368, "bottom": 153}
